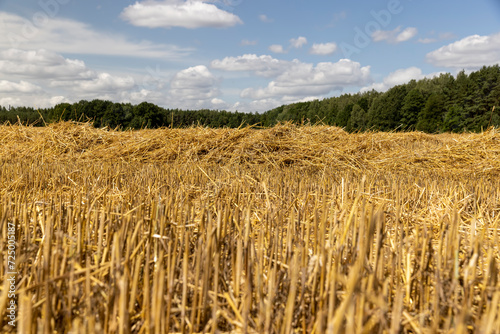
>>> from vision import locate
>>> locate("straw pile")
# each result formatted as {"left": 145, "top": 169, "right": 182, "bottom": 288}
{"left": 0, "top": 122, "right": 499, "bottom": 333}
{"left": 0, "top": 121, "right": 499, "bottom": 173}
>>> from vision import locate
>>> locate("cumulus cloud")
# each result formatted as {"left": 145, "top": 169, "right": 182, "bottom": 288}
{"left": 0, "top": 11, "right": 190, "bottom": 59}
{"left": 232, "top": 98, "right": 281, "bottom": 113}
{"left": 0, "top": 47, "right": 226, "bottom": 110}
{"left": 0, "top": 76, "right": 70, "bottom": 107}
{"left": 241, "top": 39, "right": 257, "bottom": 46}
{"left": 269, "top": 44, "right": 286, "bottom": 54}
{"left": 0, "top": 80, "right": 42, "bottom": 93}
{"left": 211, "top": 54, "right": 291, "bottom": 77}
{"left": 120, "top": 0, "right": 243, "bottom": 29}
{"left": 0, "top": 45, "right": 228, "bottom": 110}
{"left": 439, "top": 32, "right": 457, "bottom": 40}
{"left": 0, "top": 95, "right": 69, "bottom": 109}
{"left": 417, "top": 38, "right": 437, "bottom": 44}
{"left": 426, "top": 32, "right": 500, "bottom": 69}
{"left": 241, "top": 59, "right": 371, "bottom": 100}
{"left": 212, "top": 54, "right": 371, "bottom": 111}
{"left": 259, "top": 14, "right": 273, "bottom": 23}
{"left": 361, "top": 67, "right": 442, "bottom": 92}
{"left": 169, "top": 65, "right": 221, "bottom": 107}
{"left": 290, "top": 36, "right": 308, "bottom": 48}
{"left": 59, "top": 73, "right": 135, "bottom": 93}
{"left": 396, "top": 27, "right": 418, "bottom": 43}
{"left": 417, "top": 32, "right": 456, "bottom": 44}
{"left": 0, "top": 48, "right": 139, "bottom": 107}
{"left": 0, "top": 49, "right": 135, "bottom": 93}
{"left": 213, "top": 55, "right": 371, "bottom": 101}
{"left": 210, "top": 97, "right": 224, "bottom": 104}
{"left": 372, "top": 26, "right": 418, "bottom": 44}
{"left": 268, "top": 37, "right": 308, "bottom": 54}
{"left": 126, "top": 89, "right": 167, "bottom": 106}
{"left": 361, "top": 67, "right": 423, "bottom": 92}
{"left": 310, "top": 42, "right": 338, "bottom": 55}
{"left": 0, "top": 49, "right": 90, "bottom": 79}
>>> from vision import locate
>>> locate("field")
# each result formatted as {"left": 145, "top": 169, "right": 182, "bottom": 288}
{"left": 0, "top": 122, "right": 499, "bottom": 333}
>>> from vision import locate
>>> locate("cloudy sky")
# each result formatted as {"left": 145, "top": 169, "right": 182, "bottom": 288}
{"left": 1, "top": 0, "right": 500, "bottom": 112}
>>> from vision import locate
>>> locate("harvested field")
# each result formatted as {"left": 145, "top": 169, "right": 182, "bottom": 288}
{"left": 0, "top": 122, "right": 499, "bottom": 333}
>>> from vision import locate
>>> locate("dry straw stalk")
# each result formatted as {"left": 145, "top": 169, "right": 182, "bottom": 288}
{"left": 0, "top": 122, "right": 499, "bottom": 333}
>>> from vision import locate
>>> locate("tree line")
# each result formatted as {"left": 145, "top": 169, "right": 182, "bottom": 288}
{"left": 2, "top": 65, "right": 500, "bottom": 132}
{"left": 0, "top": 101, "right": 262, "bottom": 129}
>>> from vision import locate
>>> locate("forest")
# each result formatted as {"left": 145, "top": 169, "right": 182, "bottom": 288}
{"left": 1, "top": 65, "right": 500, "bottom": 132}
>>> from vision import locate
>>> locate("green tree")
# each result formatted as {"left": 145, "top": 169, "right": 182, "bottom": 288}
{"left": 103, "top": 103, "right": 125, "bottom": 128}
{"left": 129, "top": 102, "right": 164, "bottom": 129}
{"left": 325, "top": 101, "right": 339, "bottom": 125}
{"left": 416, "top": 93, "right": 445, "bottom": 133}
{"left": 49, "top": 103, "right": 72, "bottom": 122}
{"left": 73, "top": 100, "right": 91, "bottom": 122}
{"left": 442, "top": 105, "right": 464, "bottom": 132}
{"left": 400, "top": 89, "right": 425, "bottom": 129}
{"left": 335, "top": 103, "right": 353, "bottom": 128}
{"left": 367, "top": 85, "right": 407, "bottom": 131}
{"left": 87, "top": 100, "right": 112, "bottom": 126}
{"left": 349, "top": 104, "right": 366, "bottom": 131}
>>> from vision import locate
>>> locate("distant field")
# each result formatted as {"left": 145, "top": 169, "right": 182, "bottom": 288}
{"left": 0, "top": 122, "right": 499, "bottom": 333}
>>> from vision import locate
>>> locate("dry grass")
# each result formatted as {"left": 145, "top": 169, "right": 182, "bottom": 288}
{"left": 0, "top": 122, "right": 499, "bottom": 333}
{"left": 1, "top": 121, "right": 499, "bottom": 173}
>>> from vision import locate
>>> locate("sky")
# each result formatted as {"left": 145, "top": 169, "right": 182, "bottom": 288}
{"left": 1, "top": 0, "right": 500, "bottom": 113}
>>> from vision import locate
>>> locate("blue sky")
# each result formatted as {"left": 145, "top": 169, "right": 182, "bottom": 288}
{"left": 1, "top": 0, "right": 500, "bottom": 112}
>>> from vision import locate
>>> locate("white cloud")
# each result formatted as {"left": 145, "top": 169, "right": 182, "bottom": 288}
{"left": 0, "top": 95, "right": 69, "bottom": 109}
{"left": 228, "top": 95, "right": 328, "bottom": 113}
{"left": 269, "top": 44, "right": 286, "bottom": 54}
{"left": 127, "top": 89, "right": 167, "bottom": 105}
{"left": 417, "top": 38, "right": 437, "bottom": 44}
{"left": 259, "top": 14, "right": 273, "bottom": 23}
{"left": 0, "top": 11, "right": 190, "bottom": 59}
{"left": 372, "top": 29, "right": 395, "bottom": 42}
{"left": 0, "top": 48, "right": 139, "bottom": 107}
{"left": 120, "top": 0, "right": 243, "bottom": 29}
{"left": 241, "top": 59, "right": 371, "bottom": 100}
{"left": 439, "top": 32, "right": 456, "bottom": 40}
{"left": 395, "top": 27, "right": 418, "bottom": 43}
{"left": 0, "top": 49, "right": 90, "bottom": 79}
{"left": 239, "top": 98, "right": 281, "bottom": 112}
{"left": 241, "top": 39, "right": 257, "bottom": 46}
{"left": 0, "top": 80, "right": 42, "bottom": 93}
{"left": 290, "top": 36, "right": 308, "bottom": 48}
{"left": 0, "top": 48, "right": 135, "bottom": 93}
{"left": 372, "top": 26, "right": 418, "bottom": 44}
{"left": 0, "top": 47, "right": 226, "bottom": 110}
{"left": 213, "top": 55, "right": 371, "bottom": 111}
{"left": 310, "top": 42, "right": 338, "bottom": 55}
{"left": 213, "top": 55, "right": 371, "bottom": 102}
{"left": 426, "top": 32, "right": 500, "bottom": 69}
{"left": 0, "top": 46, "right": 228, "bottom": 110}
{"left": 361, "top": 67, "right": 442, "bottom": 92}
{"left": 227, "top": 98, "right": 283, "bottom": 113}
{"left": 268, "top": 37, "right": 308, "bottom": 55}
{"left": 211, "top": 54, "right": 291, "bottom": 77}
{"left": 417, "top": 32, "right": 456, "bottom": 44}
{"left": 169, "top": 65, "right": 221, "bottom": 107}
{"left": 211, "top": 98, "right": 225, "bottom": 105}
{"left": 59, "top": 73, "right": 136, "bottom": 93}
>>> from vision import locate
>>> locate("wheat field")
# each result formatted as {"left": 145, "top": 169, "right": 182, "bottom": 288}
{"left": 0, "top": 122, "right": 499, "bottom": 333}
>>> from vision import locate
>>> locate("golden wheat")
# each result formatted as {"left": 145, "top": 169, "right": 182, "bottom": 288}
{"left": 0, "top": 122, "right": 499, "bottom": 333}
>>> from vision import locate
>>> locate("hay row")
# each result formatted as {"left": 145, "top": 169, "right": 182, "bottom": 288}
{"left": 1, "top": 122, "right": 499, "bottom": 173}
{"left": 0, "top": 123, "right": 499, "bottom": 333}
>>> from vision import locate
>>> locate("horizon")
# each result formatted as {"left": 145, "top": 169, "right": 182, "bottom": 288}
{"left": 1, "top": 0, "right": 500, "bottom": 113}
